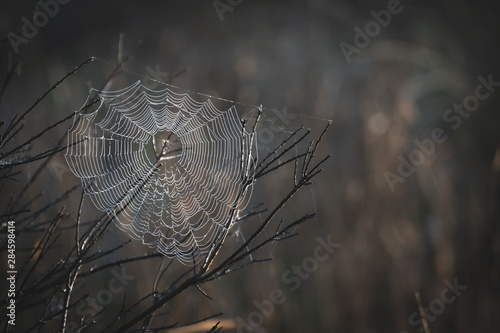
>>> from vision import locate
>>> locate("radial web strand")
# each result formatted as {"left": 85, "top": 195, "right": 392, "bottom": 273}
{"left": 65, "top": 81, "right": 256, "bottom": 265}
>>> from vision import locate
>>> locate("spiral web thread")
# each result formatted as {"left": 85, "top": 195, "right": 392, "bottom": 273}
{"left": 65, "top": 81, "right": 256, "bottom": 265}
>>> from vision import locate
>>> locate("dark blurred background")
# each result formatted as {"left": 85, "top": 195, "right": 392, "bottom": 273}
{"left": 1, "top": 0, "right": 499, "bottom": 332}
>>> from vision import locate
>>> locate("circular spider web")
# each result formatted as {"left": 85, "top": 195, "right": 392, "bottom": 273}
{"left": 65, "top": 81, "right": 255, "bottom": 265}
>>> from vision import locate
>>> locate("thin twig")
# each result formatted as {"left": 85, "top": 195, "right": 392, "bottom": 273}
{"left": 415, "top": 291, "right": 431, "bottom": 333}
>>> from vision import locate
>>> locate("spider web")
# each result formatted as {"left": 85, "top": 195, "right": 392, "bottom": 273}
{"left": 65, "top": 81, "right": 256, "bottom": 265}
